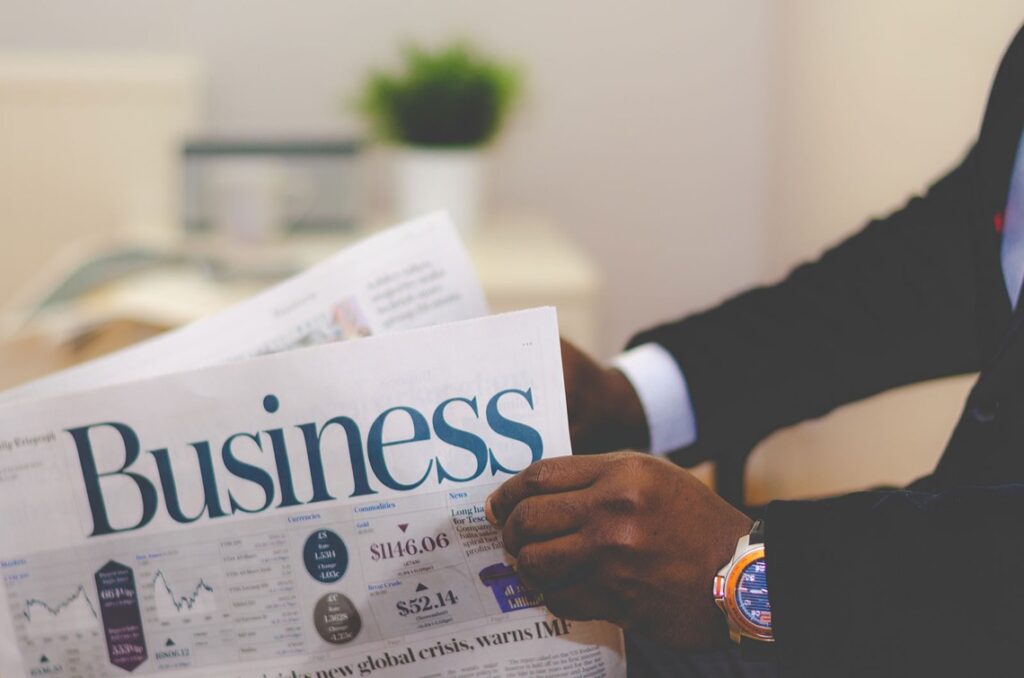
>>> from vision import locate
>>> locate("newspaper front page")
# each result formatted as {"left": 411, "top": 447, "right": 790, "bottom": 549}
{"left": 1, "top": 212, "right": 488, "bottom": 406}
{"left": 0, "top": 308, "right": 627, "bottom": 677}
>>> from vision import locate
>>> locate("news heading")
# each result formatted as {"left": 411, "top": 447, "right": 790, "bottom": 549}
{"left": 72, "top": 387, "right": 545, "bottom": 537}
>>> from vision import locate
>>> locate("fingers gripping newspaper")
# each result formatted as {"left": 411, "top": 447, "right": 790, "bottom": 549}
{"left": 0, "top": 216, "right": 627, "bottom": 677}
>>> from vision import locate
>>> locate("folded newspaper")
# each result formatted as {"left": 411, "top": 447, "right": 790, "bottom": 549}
{"left": 0, "top": 215, "right": 627, "bottom": 677}
{"left": 0, "top": 212, "right": 489, "bottom": 405}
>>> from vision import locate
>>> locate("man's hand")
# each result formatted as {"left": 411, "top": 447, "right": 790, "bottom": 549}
{"left": 561, "top": 339, "right": 649, "bottom": 454}
{"left": 485, "top": 452, "right": 752, "bottom": 650}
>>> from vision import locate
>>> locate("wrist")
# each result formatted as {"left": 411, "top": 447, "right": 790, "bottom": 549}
{"left": 710, "top": 514, "right": 755, "bottom": 575}
{"left": 602, "top": 367, "right": 651, "bottom": 451}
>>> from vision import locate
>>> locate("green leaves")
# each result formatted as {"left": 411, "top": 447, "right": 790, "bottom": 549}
{"left": 358, "top": 42, "right": 521, "bottom": 148}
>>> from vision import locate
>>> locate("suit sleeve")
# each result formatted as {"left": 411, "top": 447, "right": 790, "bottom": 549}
{"left": 765, "top": 486, "right": 1023, "bottom": 676}
{"left": 628, "top": 147, "right": 990, "bottom": 461}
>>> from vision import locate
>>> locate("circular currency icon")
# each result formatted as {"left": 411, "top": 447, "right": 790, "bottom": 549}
{"left": 303, "top": 529, "right": 348, "bottom": 583}
{"left": 314, "top": 592, "right": 361, "bottom": 644}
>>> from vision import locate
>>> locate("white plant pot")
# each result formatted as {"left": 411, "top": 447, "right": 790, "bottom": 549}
{"left": 394, "top": 147, "right": 484, "bottom": 239}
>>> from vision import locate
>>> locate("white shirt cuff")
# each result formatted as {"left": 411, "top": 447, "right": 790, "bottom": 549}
{"left": 611, "top": 342, "right": 698, "bottom": 455}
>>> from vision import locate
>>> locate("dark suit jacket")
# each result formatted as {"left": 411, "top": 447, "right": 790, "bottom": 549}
{"left": 629, "top": 25, "right": 1024, "bottom": 677}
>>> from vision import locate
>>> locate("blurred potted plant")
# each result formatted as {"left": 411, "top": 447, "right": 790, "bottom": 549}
{"left": 358, "top": 42, "right": 521, "bottom": 237}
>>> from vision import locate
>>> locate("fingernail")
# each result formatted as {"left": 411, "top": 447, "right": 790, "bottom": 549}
{"left": 485, "top": 494, "right": 499, "bottom": 526}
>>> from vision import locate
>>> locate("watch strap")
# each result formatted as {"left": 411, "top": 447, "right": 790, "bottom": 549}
{"left": 749, "top": 519, "right": 765, "bottom": 545}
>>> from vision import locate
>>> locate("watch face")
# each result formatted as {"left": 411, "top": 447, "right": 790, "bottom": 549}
{"left": 735, "top": 557, "right": 772, "bottom": 631}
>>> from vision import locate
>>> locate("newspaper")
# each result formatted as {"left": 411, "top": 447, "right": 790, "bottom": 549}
{"left": 0, "top": 308, "right": 625, "bottom": 677}
{"left": 0, "top": 212, "right": 488, "bottom": 405}
{"left": 0, "top": 211, "right": 629, "bottom": 678}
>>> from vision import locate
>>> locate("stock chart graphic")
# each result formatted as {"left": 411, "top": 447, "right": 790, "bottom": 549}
{"left": 151, "top": 570, "right": 217, "bottom": 620}
{"left": 20, "top": 584, "right": 100, "bottom": 638}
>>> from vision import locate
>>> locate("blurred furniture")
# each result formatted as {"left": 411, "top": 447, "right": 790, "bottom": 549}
{"left": 183, "top": 137, "right": 364, "bottom": 237}
{"left": 0, "top": 215, "right": 600, "bottom": 390}
{"left": 0, "top": 54, "right": 204, "bottom": 312}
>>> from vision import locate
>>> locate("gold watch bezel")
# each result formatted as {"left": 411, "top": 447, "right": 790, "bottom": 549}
{"left": 717, "top": 544, "right": 773, "bottom": 642}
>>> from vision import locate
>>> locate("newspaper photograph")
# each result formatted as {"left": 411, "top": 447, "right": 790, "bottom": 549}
{"left": 0, "top": 212, "right": 488, "bottom": 406}
{"left": 0, "top": 308, "right": 627, "bottom": 677}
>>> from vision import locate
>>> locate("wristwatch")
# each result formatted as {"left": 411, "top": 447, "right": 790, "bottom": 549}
{"left": 713, "top": 519, "right": 774, "bottom": 659}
